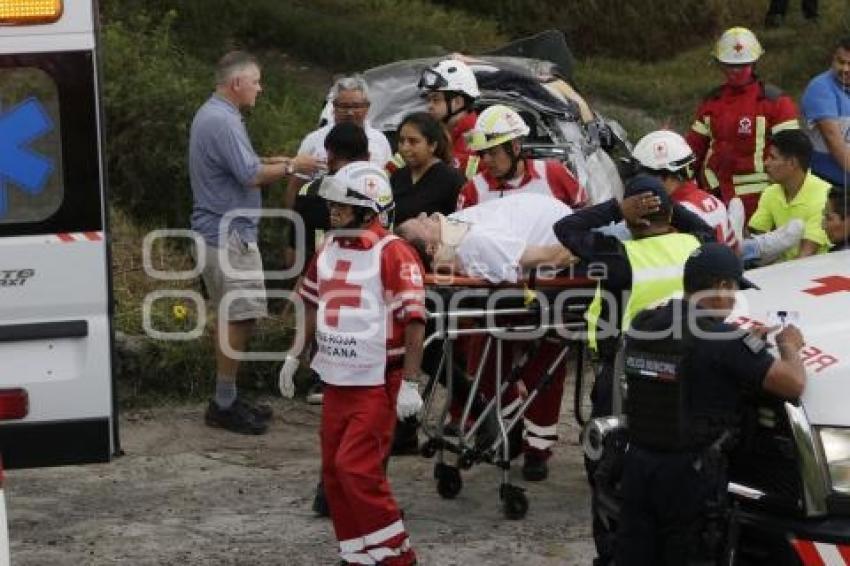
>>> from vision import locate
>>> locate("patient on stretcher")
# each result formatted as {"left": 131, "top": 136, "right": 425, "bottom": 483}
{"left": 396, "top": 193, "right": 578, "bottom": 283}
{"left": 399, "top": 194, "right": 588, "bottom": 482}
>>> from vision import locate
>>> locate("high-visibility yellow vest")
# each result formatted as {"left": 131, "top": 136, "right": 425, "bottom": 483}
{"left": 586, "top": 232, "right": 701, "bottom": 352}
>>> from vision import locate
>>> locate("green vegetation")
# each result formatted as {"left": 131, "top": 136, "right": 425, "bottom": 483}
{"left": 434, "top": 0, "right": 763, "bottom": 61}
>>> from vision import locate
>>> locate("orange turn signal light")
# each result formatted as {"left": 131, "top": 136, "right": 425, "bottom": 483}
{"left": 0, "top": 0, "right": 63, "bottom": 25}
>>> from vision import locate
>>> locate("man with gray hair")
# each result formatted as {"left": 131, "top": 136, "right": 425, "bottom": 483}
{"left": 284, "top": 75, "right": 392, "bottom": 211}
{"left": 190, "top": 50, "right": 319, "bottom": 434}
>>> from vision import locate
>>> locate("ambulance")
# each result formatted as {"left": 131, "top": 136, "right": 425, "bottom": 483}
{"left": 727, "top": 249, "right": 850, "bottom": 564}
{"left": 0, "top": 0, "right": 116, "bottom": 471}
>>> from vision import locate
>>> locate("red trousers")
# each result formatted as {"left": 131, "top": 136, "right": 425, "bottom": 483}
{"left": 321, "top": 374, "right": 416, "bottom": 565}
{"left": 468, "top": 336, "right": 568, "bottom": 459}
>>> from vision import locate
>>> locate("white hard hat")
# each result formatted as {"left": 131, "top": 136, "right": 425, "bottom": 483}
{"left": 465, "top": 104, "right": 530, "bottom": 151}
{"left": 319, "top": 162, "right": 394, "bottom": 214}
{"left": 714, "top": 27, "right": 763, "bottom": 64}
{"left": 632, "top": 130, "right": 695, "bottom": 173}
{"left": 418, "top": 59, "right": 480, "bottom": 99}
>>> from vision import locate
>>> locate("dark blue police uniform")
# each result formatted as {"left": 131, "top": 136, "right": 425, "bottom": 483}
{"left": 616, "top": 297, "right": 775, "bottom": 565}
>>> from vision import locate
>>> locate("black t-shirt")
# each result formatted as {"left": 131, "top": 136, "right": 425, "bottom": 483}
{"left": 293, "top": 177, "right": 330, "bottom": 268}
{"left": 391, "top": 161, "right": 464, "bottom": 225}
{"left": 628, "top": 299, "right": 775, "bottom": 420}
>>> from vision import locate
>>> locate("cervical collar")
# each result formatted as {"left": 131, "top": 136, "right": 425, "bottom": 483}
{"left": 433, "top": 214, "right": 471, "bottom": 265}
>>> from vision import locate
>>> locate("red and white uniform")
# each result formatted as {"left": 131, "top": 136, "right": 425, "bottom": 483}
{"left": 671, "top": 180, "right": 739, "bottom": 250}
{"left": 450, "top": 111, "right": 482, "bottom": 180}
{"left": 465, "top": 336, "right": 569, "bottom": 460}
{"left": 300, "top": 220, "right": 424, "bottom": 566}
{"left": 458, "top": 158, "right": 587, "bottom": 210}
{"left": 686, "top": 80, "right": 799, "bottom": 219}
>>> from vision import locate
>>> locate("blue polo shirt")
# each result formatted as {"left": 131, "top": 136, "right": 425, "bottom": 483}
{"left": 189, "top": 94, "right": 262, "bottom": 246}
{"left": 801, "top": 70, "right": 850, "bottom": 187}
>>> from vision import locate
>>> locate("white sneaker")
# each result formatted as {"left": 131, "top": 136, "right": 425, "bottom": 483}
{"left": 753, "top": 219, "right": 804, "bottom": 264}
{"left": 727, "top": 197, "right": 746, "bottom": 247}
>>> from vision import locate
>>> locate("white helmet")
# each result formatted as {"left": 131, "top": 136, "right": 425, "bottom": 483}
{"left": 465, "top": 104, "right": 530, "bottom": 151}
{"left": 632, "top": 130, "right": 695, "bottom": 173}
{"left": 319, "top": 162, "right": 394, "bottom": 215}
{"left": 418, "top": 59, "right": 480, "bottom": 99}
{"left": 713, "top": 27, "right": 763, "bottom": 64}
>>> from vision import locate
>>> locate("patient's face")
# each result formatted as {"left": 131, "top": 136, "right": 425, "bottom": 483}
{"left": 399, "top": 213, "right": 441, "bottom": 244}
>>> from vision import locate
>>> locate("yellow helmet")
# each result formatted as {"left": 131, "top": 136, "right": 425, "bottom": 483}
{"left": 465, "top": 104, "right": 530, "bottom": 152}
{"left": 713, "top": 27, "right": 763, "bottom": 65}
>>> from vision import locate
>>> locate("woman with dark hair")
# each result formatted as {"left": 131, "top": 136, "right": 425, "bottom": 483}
{"left": 391, "top": 112, "right": 464, "bottom": 225}
{"left": 388, "top": 112, "right": 464, "bottom": 456}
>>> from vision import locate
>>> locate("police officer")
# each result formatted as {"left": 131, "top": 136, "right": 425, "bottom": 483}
{"left": 553, "top": 174, "right": 716, "bottom": 564}
{"left": 616, "top": 242, "right": 807, "bottom": 565}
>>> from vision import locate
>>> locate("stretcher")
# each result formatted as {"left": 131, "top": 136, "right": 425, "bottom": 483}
{"left": 418, "top": 271, "right": 596, "bottom": 519}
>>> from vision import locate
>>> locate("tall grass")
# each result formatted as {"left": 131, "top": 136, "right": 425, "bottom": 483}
{"left": 103, "top": 0, "right": 505, "bottom": 73}
{"left": 433, "top": 0, "right": 763, "bottom": 61}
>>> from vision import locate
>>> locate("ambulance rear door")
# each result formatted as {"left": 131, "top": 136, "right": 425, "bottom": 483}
{"left": 0, "top": 0, "right": 117, "bottom": 468}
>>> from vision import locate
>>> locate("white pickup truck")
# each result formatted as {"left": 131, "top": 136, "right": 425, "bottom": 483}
{"left": 725, "top": 249, "right": 850, "bottom": 563}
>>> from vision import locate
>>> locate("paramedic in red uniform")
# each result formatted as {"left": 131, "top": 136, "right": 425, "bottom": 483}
{"left": 416, "top": 58, "right": 483, "bottom": 180}
{"left": 286, "top": 162, "right": 425, "bottom": 565}
{"left": 457, "top": 105, "right": 586, "bottom": 481}
{"left": 458, "top": 104, "right": 587, "bottom": 210}
{"left": 686, "top": 27, "right": 799, "bottom": 221}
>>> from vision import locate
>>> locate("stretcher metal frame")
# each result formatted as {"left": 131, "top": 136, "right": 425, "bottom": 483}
{"left": 418, "top": 273, "right": 594, "bottom": 519}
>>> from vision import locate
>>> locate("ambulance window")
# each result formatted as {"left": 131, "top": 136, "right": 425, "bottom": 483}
{"left": 0, "top": 67, "right": 64, "bottom": 224}
{"left": 0, "top": 51, "right": 102, "bottom": 237}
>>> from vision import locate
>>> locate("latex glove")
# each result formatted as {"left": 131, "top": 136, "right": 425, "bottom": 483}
{"left": 278, "top": 355, "right": 300, "bottom": 399}
{"left": 396, "top": 380, "right": 423, "bottom": 420}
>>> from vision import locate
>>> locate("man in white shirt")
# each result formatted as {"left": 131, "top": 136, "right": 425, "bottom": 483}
{"left": 285, "top": 76, "right": 392, "bottom": 211}
{"left": 396, "top": 192, "right": 575, "bottom": 283}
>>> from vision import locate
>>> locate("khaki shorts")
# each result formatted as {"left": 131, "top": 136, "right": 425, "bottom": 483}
{"left": 199, "top": 231, "right": 268, "bottom": 321}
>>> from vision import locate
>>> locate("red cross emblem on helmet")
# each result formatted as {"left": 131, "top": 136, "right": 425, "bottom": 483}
{"left": 733, "top": 42, "right": 744, "bottom": 53}
{"left": 364, "top": 177, "right": 378, "bottom": 198}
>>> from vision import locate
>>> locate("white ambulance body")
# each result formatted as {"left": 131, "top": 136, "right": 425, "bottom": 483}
{"left": 0, "top": 0, "right": 116, "bottom": 470}
{"left": 729, "top": 249, "right": 850, "bottom": 563}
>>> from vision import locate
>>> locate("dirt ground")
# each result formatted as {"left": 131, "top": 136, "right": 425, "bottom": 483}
{"left": 6, "top": 372, "right": 597, "bottom": 565}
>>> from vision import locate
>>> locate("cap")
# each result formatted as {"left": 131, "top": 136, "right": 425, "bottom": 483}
{"left": 624, "top": 174, "right": 672, "bottom": 214}
{"left": 684, "top": 242, "right": 759, "bottom": 291}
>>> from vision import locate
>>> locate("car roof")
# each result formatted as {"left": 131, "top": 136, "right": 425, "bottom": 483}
{"left": 361, "top": 55, "right": 575, "bottom": 132}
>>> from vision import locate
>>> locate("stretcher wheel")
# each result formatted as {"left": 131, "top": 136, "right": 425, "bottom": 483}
{"left": 435, "top": 463, "right": 463, "bottom": 499}
{"left": 500, "top": 483, "right": 528, "bottom": 520}
{"left": 420, "top": 439, "right": 437, "bottom": 459}
{"left": 458, "top": 451, "right": 475, "bottom": 470}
